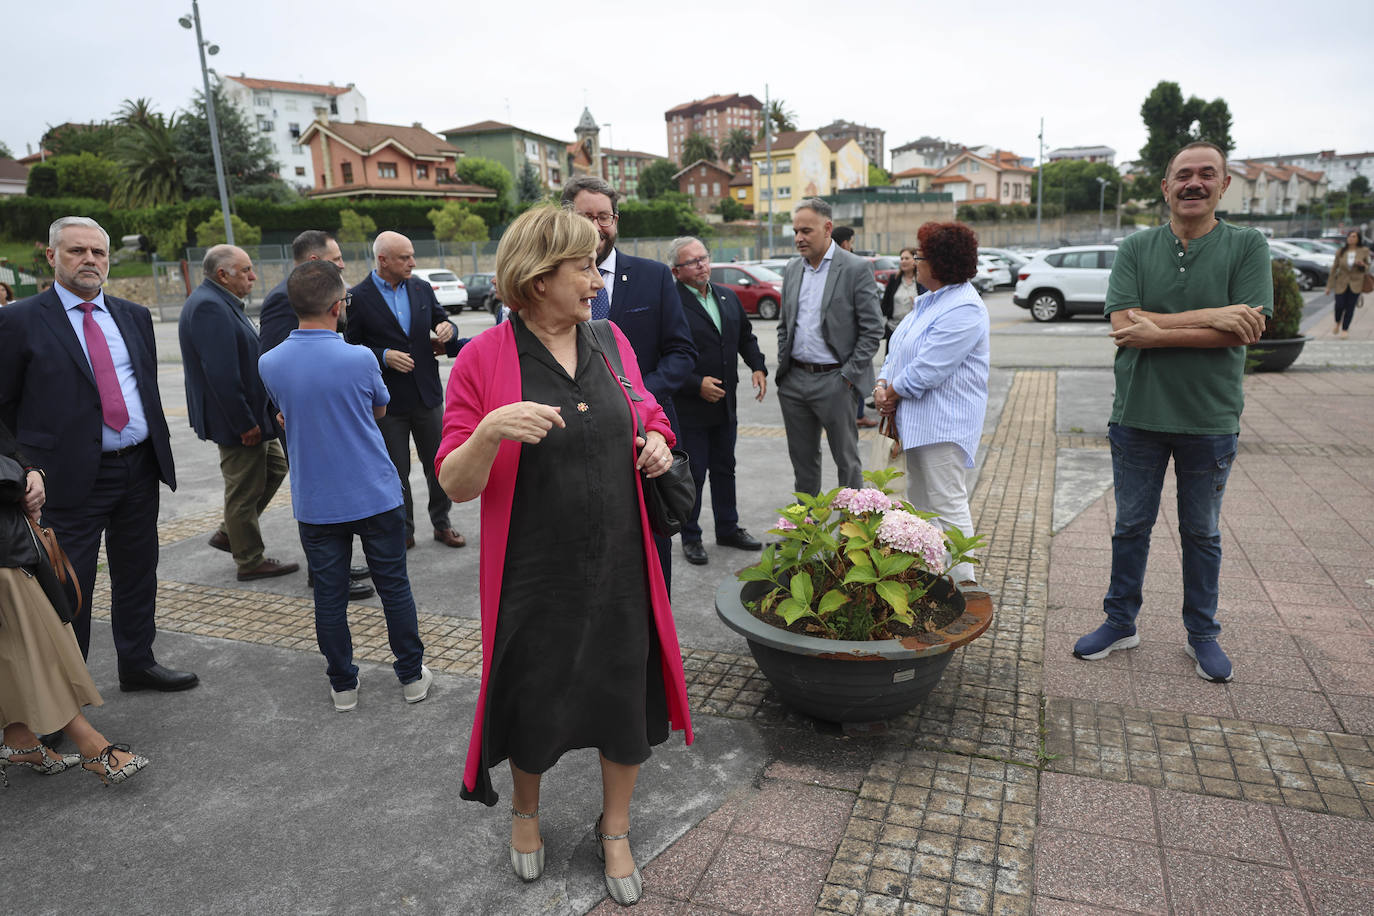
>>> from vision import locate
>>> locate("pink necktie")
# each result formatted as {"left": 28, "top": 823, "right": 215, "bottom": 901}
{"left": 77, "top": 301, "right": 130, "bottom": 432}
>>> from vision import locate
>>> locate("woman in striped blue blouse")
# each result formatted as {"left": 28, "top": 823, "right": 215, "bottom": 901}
{"left": 872, "top": 222, "right": 990, "bottom": 584}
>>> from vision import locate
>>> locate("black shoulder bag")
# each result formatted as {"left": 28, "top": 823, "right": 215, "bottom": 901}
{"left": 589, "top": 321, "right": 696, "bottom": 537}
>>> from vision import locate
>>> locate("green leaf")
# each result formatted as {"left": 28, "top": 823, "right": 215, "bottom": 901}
{"left": 789, "top": 571, "right": 814, "bottom": 606}
{"left": 777, "top": 597, "right": 819, "bottom": 625}
{"left": 847, "top": 550, "right": 873, "bottom": 568}
{"left": 737, "top": 564, "right": 775, "bottom": 582}
{"left": 843, "top": 567, "right": 880, "bottom": 585}
{"left": 877, "top": 553, "right": 915, "bottom": 578}
{"left": 838, "top": 521, "right": 865, "bottom": 539}
{"left": 875, "top": 580, "right": 913, "bottom": 625}
{"left": 816, "top": 589, "right": 848, "bottom": 616}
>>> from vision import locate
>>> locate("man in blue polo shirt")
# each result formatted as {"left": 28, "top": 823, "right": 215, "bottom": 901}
{"left": 259, "top": 260, "right": 432, "bottom": 712}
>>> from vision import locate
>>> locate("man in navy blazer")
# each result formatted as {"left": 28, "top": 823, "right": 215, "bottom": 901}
{"left": 345, "top": 231, "right": 466, "bottom": 549}
{"left": 179, "top": 245, "right": 297, "bottom": 582}
{"left": 0, "top": 217, "right": 196, "bottom": 692}
{"left": 259, "top": 229, "right": 345, "bottom": 357}
{"left": 562, "top": 177, "right": 696, "bottom": 591}
{"left": 669, "top": 237, "right": 767, "bottom": 567}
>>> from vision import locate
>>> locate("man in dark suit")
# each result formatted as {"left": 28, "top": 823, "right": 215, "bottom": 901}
{"left": 259, "top": 229, "right": 345, "bottom": 356}
{"left": 777, "top": 198, "right": 885, "bottom": 495}
{"left": 669, "top": 237, "right": 767, "bottom": 566}
{"left": 257, "top": 230, "right": 374, "bottom": 601}
{"left": 0, "top": 216, "right": 196, "bottom": 691}
{"left": 179, "top": 245, "right": 297, "bottom": 582}
{"left": 345, "top": 231, "right": 466, "bottom": 550}
{"left": 561, "top": 177, "right": 696, "bottom": 590}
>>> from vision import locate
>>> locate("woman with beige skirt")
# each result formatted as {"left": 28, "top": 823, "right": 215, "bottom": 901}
{"left": 1, "top": 420, "right": 149, "bottom": 786}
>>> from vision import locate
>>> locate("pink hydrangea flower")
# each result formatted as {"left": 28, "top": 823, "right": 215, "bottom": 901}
{"left": 775, "top": 517, "right": 798, "bottom": 531}
{"left": 833, "top": 487, "right": 894, "bottom": 515}
{"left": 876, "top": 509, "right": 946, "bottom": 569}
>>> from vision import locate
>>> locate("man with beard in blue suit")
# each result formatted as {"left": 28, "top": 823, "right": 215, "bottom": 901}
{"left": 561, "top": 176, "right": 697, "bottom": 592}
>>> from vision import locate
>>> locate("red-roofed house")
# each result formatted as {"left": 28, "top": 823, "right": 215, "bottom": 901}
{"left": 222, "top": 74, "right": 367, "bottom": 190}
{"left": 893, "top": 167, "right": 937, "bottom": 191}
{"left": 673, "top": 160, "right": 735, "bottom": 213}
{"left": 298, "top": 120, "right": 497, "bottom": 202}
{"left": 1219, "top": 159, "right": 1328, "bottom": 215}
{"left": 931, "top": 148, "right": 1035, "bottom": 204}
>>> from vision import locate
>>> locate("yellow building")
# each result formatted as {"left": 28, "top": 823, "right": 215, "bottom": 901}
{"left": 750, "top": 130, "right": 870, "bottom": 220}
{"left": 729, "top": 166, "right": 754, "bottom": 212}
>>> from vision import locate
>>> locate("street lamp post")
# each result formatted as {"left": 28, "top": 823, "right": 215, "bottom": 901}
{"left": 180, "top": 1, "right": 233, "bottom": 245}
{"left": 1096, "top": 177, "right": 1110, "bottom": 238}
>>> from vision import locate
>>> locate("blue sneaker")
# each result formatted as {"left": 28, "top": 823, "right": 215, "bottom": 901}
{"left": 1185, "top": 641, "right": 1233, "bottom": 683}
{"left": 1072, "top": 623, "right": 1139, "bottom": 660}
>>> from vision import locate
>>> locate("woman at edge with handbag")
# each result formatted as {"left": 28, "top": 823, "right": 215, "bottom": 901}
{"left": 435, "top": 205, "right": 692, "bottom": 906}
{"left": 0, "top": 419, "right": 149, "bottom": 786}
{"left": 1325, "top": 229, "right": 1371, "bottom": 339}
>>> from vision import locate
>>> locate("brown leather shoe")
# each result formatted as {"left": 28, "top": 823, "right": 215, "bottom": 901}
{"left": 237, "top": 558, "right": 300, "bottom": 581}
{"left": 208, "top": 530, "right": 231, "bottom": 552}
{"left": 856, "top": 416, "right": 879, "bottom": 429}
{"left": 434, "top": 527, "right": 467, "bottom": 548}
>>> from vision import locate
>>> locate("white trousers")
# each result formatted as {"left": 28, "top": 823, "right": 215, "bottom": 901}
{"left": 903, "top": 441, "right": 977, "bottom": 583}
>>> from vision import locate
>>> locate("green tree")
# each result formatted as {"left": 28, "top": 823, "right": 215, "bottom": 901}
{"left": 176, "top": 77, "right": 283, "bottom": 201}
{"left": 1030, "top": 160, "right": 1121, "bottom": 212}
{"left": 26, "top": 160, "right": 59, "bottom": 197}
{"left": 427, "top": 200, "right": 488, "bottom": 242}
{"left": 637, "top": 159, "right": 680, "bottom": 200}
{"left": 868, "top": 164, "right": 891, "bottom": 186}
{"left": 715, "top": 196, "right": 747, "bottom": 222}
{"left": 682, "top": 132, "right": 717, "bottom": 164}
{"left": 42, "top": 121, "right": 122, "bottom": 159}
{"left": 336, "top": 208, "right": 377, "bottom": 242}
{"left": 1138, "top": 80, "right": 1233, "bottom": 190}
{"left": 758, "top": 100, "right": 798, "bottom": 139}
{"left": 1349, "top": 175, "right": 1371, "bottom": 198}
{"left": 0, "top": 140, "right": 11, "bottom": 159}
{"left": 112, "top": 101, "right": 184, "bottom": 208}
{"left": 53, "top": 152, "right": 120, "bottom": 200}
{"left": 454, "top": 157, "right": 513, "bottom": 214}
{"left": 618, "top": 195, "right": 709, "bottom": 238}
{"left": 721, "top": 128, "right": 755, "bottom": 168}
{"left": 517, "top": 161, "right": 545, "bottom": 204}
{"left": 193, "top": 213, "right": 262, "bottom": 247}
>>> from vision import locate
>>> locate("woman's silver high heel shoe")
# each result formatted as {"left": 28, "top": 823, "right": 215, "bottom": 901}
{"left": 0, "top": 742, "right": 82, "bottom": 785}
{"left": 82, "top": 744, "right": 149, "bottom": 786}
{"left": 594, "top": 814, "right": 642, "bottom": 906}
{"left": 509, "top": 806, "right": 545, "bottom": 881}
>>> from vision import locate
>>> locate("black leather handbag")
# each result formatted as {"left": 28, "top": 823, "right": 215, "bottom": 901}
{"left": 591, "top": 321, "right": 696, "bottom": 537}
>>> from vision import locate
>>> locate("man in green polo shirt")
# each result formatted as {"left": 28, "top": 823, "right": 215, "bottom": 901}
{"left": 1072, "top": 141, "right": 1273, "bottom": 683}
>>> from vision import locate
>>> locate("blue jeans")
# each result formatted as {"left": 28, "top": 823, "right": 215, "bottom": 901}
{"left": 297, "top": 505, "right": 424, "bottom": 691}
{"left": 1103, "top": 424, "right": 1237, "bottom": 643}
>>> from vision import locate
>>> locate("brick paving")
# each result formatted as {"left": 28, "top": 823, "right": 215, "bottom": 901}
{"left": 86, "top": 366, "right": 1374, "bottom": 913}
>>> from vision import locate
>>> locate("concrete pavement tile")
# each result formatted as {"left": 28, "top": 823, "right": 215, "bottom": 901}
{"left": 641, "top": 828, "right": 725, "bottom": 901}
{"left": 1276, "top": 806, "right": 1374, "bottom": 879}
{"left": 1229, "top": 684, "right": 1342, "bottom": 732}
{"left": 1273, "top": 603, "right": 1372, "bottom": 635}
{"left": 589, "top": 894, "right": 687, "bottom": 915}
{"left": 1232, "top": 625, "right": 1303, "bottom": 656}
{"left": 728, "top": 781, "right": 855, "bottom": 852}
{"left": 1045, "top": 660, "right": 1135, "bottom": 706}
{"left": 1328, "top": 692, "right": 1374, "bottom": 735}
{"left": 1265, "top": 581, "right": 1353, "bottom": 610}
{"left": 1307, "top": 655, "right": 1374, "bottom": 697}
{"left": 816, "top": 883, "right": 862, "bottom": 914}
{"left": 1152, "top": 788, "right": 1286, "bottom": 865}
{"left": 1298, "top": 632, "right": 1374, "bottom": 666}
{"left": 1034, "top": 828, "right": 1167, "bottom": 912}
{"left": 693, "top": 834, "right": 829, "bottom": 915}
{"left": 1300, "top": 873, "right": 1374, "bottom": 916}
{"left": 1222, "top": 650, "right": 1321, "bottom": 690}
{"left": 1038, "top": 772, "right": 1157, "bottom": 843}
{"left": 1131, "top": 672, "right": 1237, "bottom": 719}
{"left": 1032, "top": 899, "right": 1133, "bottom": 915}
{"left": 1163, "top": 850, "right": 1307, "bottom": 916}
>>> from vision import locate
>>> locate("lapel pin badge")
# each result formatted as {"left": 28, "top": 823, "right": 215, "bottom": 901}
{"left": 621, "top": 274, "right": 628, "bottom": 282}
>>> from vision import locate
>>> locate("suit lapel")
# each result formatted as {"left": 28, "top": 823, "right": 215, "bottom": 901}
{"left": 37, "top": 291, "right": 97, "bottom": 388}
{"left": 818, "top": 249, "right": 842, "bottom": 316}
{"left": 610, "top": 254, "right": 628, "bottom": 316}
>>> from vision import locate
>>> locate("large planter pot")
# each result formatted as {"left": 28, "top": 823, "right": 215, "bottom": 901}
{"left": 715, "top": 576, "right": 994, "bottom": 724}
{"left": 1247, "top": 337, "right": 1309, "bottom": 373}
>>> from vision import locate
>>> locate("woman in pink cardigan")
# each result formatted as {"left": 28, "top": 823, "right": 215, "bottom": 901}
{"left": 436, "top": 205, "right": 693, "bottom": 906}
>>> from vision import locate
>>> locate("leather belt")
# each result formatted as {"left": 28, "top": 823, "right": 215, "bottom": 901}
{"left": 102, "top": 440, "right": 149, "bottom": 459}
{"left": 792, "top": 360, "right": 842, "bottom": 373}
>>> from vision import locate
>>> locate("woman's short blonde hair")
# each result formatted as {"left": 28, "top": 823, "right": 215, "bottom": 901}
{"left": 495, "top": 204, "right": 599, "bottom": 312}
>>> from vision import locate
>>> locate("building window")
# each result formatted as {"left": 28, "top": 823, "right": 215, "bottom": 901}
{"left": 777, "top": 160, "right": 791, "bottom": 174}
{"left": 688, "top": 183, "right": 695, "bottom": 195}
{"left": 288, "top": 122, "right": 301, "bottom": 138}
{"left": 257, "top": 118, "right": 272, "bottom": 132}
{"left": 291, "top": 144, "right": 303, "bottom": 156}
{"left": 416, "top": 164, "right": 428, "bottom": 180}
{"left": 295, "top": 166, "right": 306, "bottom": 176}
{"left": 738, "top": 189, "right": 746, "bottom": 199}
{"left": 435, "top": 167, "right": 450, "bottom": 182}
{"left": 712, "top": 182, "right": 720, "bottom": 196}
{"left": 378, "top": 162, "right": 398, "bottom": 179}
{"left": 341, "top": 162, "right": 354, "bottom": 184}
{"left": 777, "top": 187, "right": 791, "bottom": 198}
{"left": 525, "top": 139, "right": 539, "bottom": 159}
{"left": 550, "top": 168, "right": 560, "bottom": 182}
{"left": 830, "top": 161, "right": 837, "bottom": 181}
{"left": 255, "top": 95, "right": 270, "bottom": 107}
{"left": 285, "top": 99, "right": 297, "bottom": 111}
{"left": 329, "top": 99, "right": 338, "bottom": 115}
{"left": 974, "top": 183, "right": 986, "bottom": 197}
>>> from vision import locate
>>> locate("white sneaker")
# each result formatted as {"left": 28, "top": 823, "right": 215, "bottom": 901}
{"left": 331, "top": 676, "right": 359, "bottom": 712}
{"left": 402, "top": 665, "right": 433, "bottom": 704}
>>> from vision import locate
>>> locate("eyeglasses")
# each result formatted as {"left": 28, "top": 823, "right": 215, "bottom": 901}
{"left": 674, "top": 256, "right": 708, "bottom": 270}
{"left": 912, "top": 254, "right": 927, "bottom": 261}
{"left": 335, "top": 292, "right": 353, "bottom": 307}
{"left": 578, "top": 211, "right": 618, "bottom": 228}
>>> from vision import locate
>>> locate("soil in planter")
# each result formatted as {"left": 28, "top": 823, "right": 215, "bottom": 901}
{"left": 746, "top": 571, "right": 964, "bottom": 641}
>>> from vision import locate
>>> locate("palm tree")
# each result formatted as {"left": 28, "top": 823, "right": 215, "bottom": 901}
{"left": 114, "top": 98, "right": 159, "bottom": 129}
{"left": 682, "top": 132, "right": 717, "bottom": 164}
{"left": 721, "top": 128, "right": 755, "bottom": 169}
{"left": 112, "top": 109, "right": 184, "bottom": 207}
{"left": 758, "top": 100, "right": 798, "bottom": 140}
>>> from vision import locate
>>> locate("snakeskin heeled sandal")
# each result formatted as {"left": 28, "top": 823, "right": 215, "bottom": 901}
{"left": 509, "top": 806, "right": 545, "bottom": 881}
{"left": 82, "top": 744, "right": 149, "bottom": 786}
{"left": 594, "top": 814, "right": 642, "bottom": 906}
{"left": 0, "top": 742, "right": 83, "bottom": 785}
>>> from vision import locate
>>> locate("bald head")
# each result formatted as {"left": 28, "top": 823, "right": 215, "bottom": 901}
{"left": 373, "top": 231, "right": 415, "bottom": 285}
{"left": 203, "top": 244, "right": 256, "bottom": 299}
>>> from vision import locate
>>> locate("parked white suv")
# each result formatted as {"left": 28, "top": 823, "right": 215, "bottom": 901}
{"left": 411, "top": 268, "right": 469, "bottom": 314}
{"left": 1012, "top": 245, "right": 1117, "bottom": 322}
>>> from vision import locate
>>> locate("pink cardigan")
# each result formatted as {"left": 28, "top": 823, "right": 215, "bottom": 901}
{"left": 436, "top": 319, "right": 694, "bottom": 801}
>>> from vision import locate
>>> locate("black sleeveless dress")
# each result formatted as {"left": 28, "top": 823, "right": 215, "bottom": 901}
{"left": 478, "top": 316, "right": 669, "bottom": 787}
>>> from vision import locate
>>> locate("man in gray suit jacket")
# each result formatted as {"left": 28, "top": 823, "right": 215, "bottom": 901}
{"left": 776, "top": 198, "right": 884, "bottom": 494}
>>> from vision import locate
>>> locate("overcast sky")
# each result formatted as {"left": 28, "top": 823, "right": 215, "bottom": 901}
{"left": 4, "top": 0, "right": 1370, "bottom": 173}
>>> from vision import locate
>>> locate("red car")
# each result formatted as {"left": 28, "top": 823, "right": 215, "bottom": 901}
{"left": 709, "top": 263, "right": 783, "bottom": 320}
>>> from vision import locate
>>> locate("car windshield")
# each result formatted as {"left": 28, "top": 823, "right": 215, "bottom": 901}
{"left": 427, "top": 271, "right": 457, "bottom": 282}
{"left": 750, "top": 265, "right": 783, "bottom": 283}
